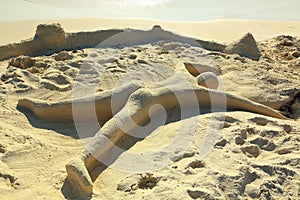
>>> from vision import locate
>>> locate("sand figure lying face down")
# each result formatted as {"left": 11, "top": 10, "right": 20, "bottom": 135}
{"left": 17, "top": 62, "right": 288, "bottom": 197}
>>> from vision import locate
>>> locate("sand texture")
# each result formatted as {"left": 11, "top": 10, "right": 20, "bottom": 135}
{"left": 0, "top": 22, "right": 299, "bottom": 200}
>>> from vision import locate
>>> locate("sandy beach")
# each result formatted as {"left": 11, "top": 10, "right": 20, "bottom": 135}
{"left": 0, "top": 17, "right": 299, "bottom": 200}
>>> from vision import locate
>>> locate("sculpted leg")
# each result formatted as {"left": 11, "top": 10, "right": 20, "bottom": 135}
{"left": 17, "top": 82, "right": 141, "bottom": 123}
{"left": 65, "top": 87, "right": 160, "bottom": 197}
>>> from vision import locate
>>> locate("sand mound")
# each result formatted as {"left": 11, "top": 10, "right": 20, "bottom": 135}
{"left": 9, "top": 56, "right": 36, "bottom": 69}
{"left": 196, "top": 71, "right": 220, "bottom": 89}
{"left": 35, "top": 23, "right": 67, "bottom": 49}
{"left": 225, "top": 33, "right": 261, "bottom": 61}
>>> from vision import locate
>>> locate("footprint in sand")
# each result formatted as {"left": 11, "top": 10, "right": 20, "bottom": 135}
{"left": 0, "top": 144, "right": 6, "bottom": 154}
{"left": 249, "top": 117, "right": 274, "bottom": 126}
{"left": 235, "top": 136, "right": 245, "bottom": 145}
{"left": 40, "top": 69, "right": 73, "bottom": 91}
{"left": 0, "top": 172, "right": 19, "bottom": 190}
{"left": 187, "top": 189, "right": 216, "bottom": 200}
{"left": 54, "top": 51, "right": 74, "bottom": 61}
{"left": 250, "top": 137, "right": 276, "bottom": 151}
{"left": 1, "top": 65, "right": 37, "bottom": 93}
{"left": 241, "top": 145, "right": 261, "bottom": 158}
{"left": 275, "top": 148, "right": 293, "bottom": 155}
{"left": 185, "top": 160, "right": 205, "bottom": 169}
{"left": 238, "top": 126, "right": 279, "bottom": 157}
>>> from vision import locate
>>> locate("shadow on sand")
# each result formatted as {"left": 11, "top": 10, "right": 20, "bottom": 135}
{"left": 17, "top": 105, "right": 101, "bottom": 139}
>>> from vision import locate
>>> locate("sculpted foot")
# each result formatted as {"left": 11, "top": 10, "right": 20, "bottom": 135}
{"left": 65, "top": 158, "right": 93, "bottom": 197}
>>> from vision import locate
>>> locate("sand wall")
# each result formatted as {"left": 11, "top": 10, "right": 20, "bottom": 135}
{"left": 0, "top": 24, "right": 123, "bottom": 61}
{"left": 0, "top": 23, "right": 226, "bottom": 61}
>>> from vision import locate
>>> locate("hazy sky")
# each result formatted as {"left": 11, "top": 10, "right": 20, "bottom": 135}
{"left": 0, "top": 0, "right": 299, "bottom": 21}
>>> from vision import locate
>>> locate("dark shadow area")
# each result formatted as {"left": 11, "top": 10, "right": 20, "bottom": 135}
{"left": 280, "top": 90, "right": 300, "bottom": 119}
{"left": 61, "top": 178, "right": 93, "bottom": 200}
{"left": 17, "top": 105, "right": 100, "bottom": 139}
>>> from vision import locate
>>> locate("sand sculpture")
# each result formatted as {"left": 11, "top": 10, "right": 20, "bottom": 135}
{"left": 0, "top": 23, "right": 261, "bottom": 61}
{"left": 0, "top": 23, "right": 123, "bottom": 61}
{"left": 0, "top": 19, "right": 299, "bottom": 199}
{"left": 18, "top": 64, "right": 287, "bottom": 197}
{"left": 11, "top": 24, "right": 296, "bottom": 198}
